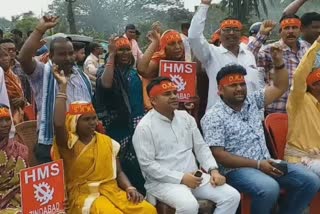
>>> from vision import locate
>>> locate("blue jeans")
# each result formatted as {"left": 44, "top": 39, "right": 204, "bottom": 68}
{"left": 226, "top": 163, "right": 320, "bottom": 214}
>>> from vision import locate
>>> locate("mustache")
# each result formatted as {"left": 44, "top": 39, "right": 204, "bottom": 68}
{"left": 287, "top": 34, "right": 296, "bottom": 38}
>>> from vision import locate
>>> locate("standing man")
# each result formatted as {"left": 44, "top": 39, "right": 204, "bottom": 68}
{"left": 248, "top": 15, "right": 310, "bottom": 114}
{"left": 201, "top": 45, "right": 320, "bottom": 214}
{"left": 124, "top": 24, "right": 143, "bottom": 68}
{"left": 72, "top": 41, "right": 86, "bottom": 71}
{"left": 189, "top": 0, "right": 263, "bottom": 111}
{"left": 133, "top": 77, "right": 240, "bottom": 214}
{"left": 18, "top": 16, "right": 92, "bottom": 164}
{"left": 180, "top": 22, "right": 192, "bottom": 62}
{"left": 84, "top": 42, "right": 103, "bottom": 91}
{"left": 283, "top": 0, "right": 320, "bottom": 45}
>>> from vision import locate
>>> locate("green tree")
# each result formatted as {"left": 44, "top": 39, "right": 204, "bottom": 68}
{"left": 12, "top": 12, "right": 39, "bottom": 36}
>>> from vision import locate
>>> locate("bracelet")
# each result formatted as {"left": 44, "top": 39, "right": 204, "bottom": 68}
{"left": 274, "top": 63, "right": 285, "bottom": 70}
{"left": 56, "top": 95, "right": 67, "bottom": 99}
{"left": 257, "top": 160, "right": 261, "bottom": 169}
{"left": 126, "top": 186, "right": 137, "bottom": 191}
{"left": 208, "top": 167, "right": 218, "bottom": 174}
{"left": 57, "top": 92, "right": 67, "bottom": 96}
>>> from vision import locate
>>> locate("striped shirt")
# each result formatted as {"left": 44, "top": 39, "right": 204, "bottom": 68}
{"left": 248, "top": 33, "right": 310, "bottom": 114}
{"left": 28, "top": 60, "right": 92, "bottom": 125}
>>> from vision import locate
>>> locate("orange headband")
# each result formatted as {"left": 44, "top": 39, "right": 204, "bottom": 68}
{"left": 68, "top": 103, "right": 96, "bottom": 115}
{"left": 307, "top": 68, "right": 320, "bottom": 86}
{"left": 115, "top": 38, "right": 131, "bottom": 50}
{"left": 160, "top": 31, "right": 182, "bottom": 51}
{"left": 281, "top": 18, "right": 301, "bottom": 29}
{"left": 0, "top": 108, "right": 10, "bottom": 118}
{"left": 149, "top": 81, "right": 177, "bottom": 97}
{"left": 220, "top": 20, "right": 243, "bottom": 30}
{"left": 219, "top": 74, "right": 245, "bottom": 87}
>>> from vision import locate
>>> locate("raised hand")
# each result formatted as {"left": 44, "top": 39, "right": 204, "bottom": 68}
{"left": 260, "top": 20, "right": 277, "bottom": 36}
{"left": 36, "top": 16, "right": 59, "bottom": 34}
{"left": 147, "top": 30, "right": 160, "bottom": 44}
{"left": 108, "top": 36, "right": 117, "bottom": 55}
{"left": 201, "top": 0, "right": 212, "bottom": 5}
{"left": 270, "top": 44, "right": 284, "bottom": 66}
{"left": 52, "top": 64, "right": 68, "bottom": 86}
{"left": 151, "top": 21, "right": 162, "bottom": 34}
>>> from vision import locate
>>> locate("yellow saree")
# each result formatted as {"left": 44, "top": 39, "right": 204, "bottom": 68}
{"left": 53, "top": 132, "right": 156, "bottom": 214}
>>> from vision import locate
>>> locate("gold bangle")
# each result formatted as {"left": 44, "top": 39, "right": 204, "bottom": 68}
{"left": 126, "top": 186, "right": 136, "bottom": 191}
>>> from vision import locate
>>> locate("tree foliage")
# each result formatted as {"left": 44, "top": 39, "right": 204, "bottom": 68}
{"left": 48, "top": 0, "right": 192, "bottom": 39}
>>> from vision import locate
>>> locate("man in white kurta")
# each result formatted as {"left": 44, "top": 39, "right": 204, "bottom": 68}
{"left": 188, "top": 0, "right": 264, "bottom": 111}
{"left": 133, "top": 77, "right": 240, "bottom": 214}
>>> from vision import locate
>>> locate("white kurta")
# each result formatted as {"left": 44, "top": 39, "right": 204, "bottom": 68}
{"left": 133, "top": 109, "right": 240, "bottom": 214}
{"left": 188, "top": 4, "right": 264, "bottom": 111}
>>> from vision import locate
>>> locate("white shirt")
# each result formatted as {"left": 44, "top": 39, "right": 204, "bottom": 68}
{"left": 84, "top": 53, "right": 100, "bottom": 87}
{"left": 180, "top": 33, "right": 192, "bottom": 62}
{"left": 0, "top": 67, "right": 15, "bottom": 137}
{"left": 132, "top": 109, "right": 218, "bottom": 190}
{"left": 188, "top": 4, "right": 264, "bottom": 111}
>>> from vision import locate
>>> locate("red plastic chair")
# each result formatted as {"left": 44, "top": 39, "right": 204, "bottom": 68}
{"left": 264, "top": 113, "right": 288, "bottom": 159}
{"left": 264, "top": 113, "right": 320, "bottom": 214}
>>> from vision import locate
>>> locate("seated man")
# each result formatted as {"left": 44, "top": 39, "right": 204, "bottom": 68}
{"left": 285, "top": 36, "right": 320, "bottom": 172}
{"left": 201, "top": 46, "right": 320, "bottom": 214}
{"left": 133, "top": 77, "right": 240, "bottom": 214}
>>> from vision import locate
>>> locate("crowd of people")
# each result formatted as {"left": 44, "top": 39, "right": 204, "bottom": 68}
{"left": 1, "top": 0, "right": 320, "bottom": 213}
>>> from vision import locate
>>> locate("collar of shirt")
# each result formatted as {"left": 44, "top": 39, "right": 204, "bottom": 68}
{"left": 217, "top": 44, "right": 246, "bottom": 55}
{"left": 89, "top": 53, "right": 99, "bottom": 62}
{"left": 152, "top": 109, "right": 176, "bottom": 123}
{"left": 279, "top": 39, "right": 309, "bottom": 52}
{"left": 218, "top": 98, "right": 250, "bottom": 116}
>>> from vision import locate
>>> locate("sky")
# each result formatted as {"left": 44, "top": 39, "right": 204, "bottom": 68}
{"left": 0, "top": 0, "right": 222, "bottom": 20}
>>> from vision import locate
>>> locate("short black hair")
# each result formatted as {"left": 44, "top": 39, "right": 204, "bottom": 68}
{"left": 72, "top": 42, "right": 85, "bottom": 52}
{"left": 0, "top": 38, "right": 15, "bottom": 45}
{"left": 11, "top": 29, "right": 23, "bottom": 37}
{"left": 49, "top": 37, "right": 72, "bottom": 54}
{"left": 279, "top": 14, "right": 300, "bottom": 23}
{"left": 181, "top": 23, "right": 190, "bottom": 31}
{"left": 88, "top": 42, "right": 101, "bottom": 53}
{"left": 125, "top": 24, "right": 136, "bottom": 31}
{"left": 301, "top": 12, "right": 320, "bottom": 27}
{"left": 146, "top": 76, "right": 172, "bottom": 97}
{"left": 216, "top": 64, "right": 247, "bottom": 85}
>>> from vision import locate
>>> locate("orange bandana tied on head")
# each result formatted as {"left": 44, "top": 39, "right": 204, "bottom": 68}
{"left": 160, "top": 30, "right": 182, "bottom": 52}
{"left": 149, "top": 81, "right": 177, "bottom": 97}
{"left": 0, "top": 108, "right": 10, "bottom": 118}
{"left": 219, "top": 74, "right": 245, "bottom": 87}
{"left": 281, "top": 18, "right": 301, "bottom": 29}
{"left": 68, "top": 103, "right": 96, "bottom": 115}
{"left": 115, "top": 37, "right": 131, "bottom": 50}
{"left": 220, "top": 20, "right": 243, "bottom": 30}
{"left": 307, "top": 68, "right": 320, "bottom": 86}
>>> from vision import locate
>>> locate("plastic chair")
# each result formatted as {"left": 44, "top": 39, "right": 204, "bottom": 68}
{"left": 264, "top": 113, "right": 288, "bottom": 159}
{"left": 264, "top": 113, "right": 320, "bottom": 214}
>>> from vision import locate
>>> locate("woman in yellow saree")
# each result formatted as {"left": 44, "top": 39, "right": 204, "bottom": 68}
{"left": 51, "top": 66, "right": 156, "bottom": 214}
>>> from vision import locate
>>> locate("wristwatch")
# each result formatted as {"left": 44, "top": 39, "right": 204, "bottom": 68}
{"left": 208, "top": 167, "right": 219, "bottom": 174}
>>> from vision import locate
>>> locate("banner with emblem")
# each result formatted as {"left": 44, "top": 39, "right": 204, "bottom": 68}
{"left": 159, "top": 60, "right": 197, "bottom": 102}
{"left": 20, "top": 160, "right": 65, "bottom": 214}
